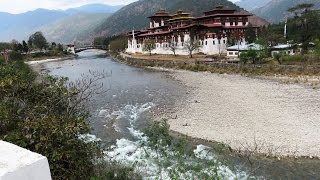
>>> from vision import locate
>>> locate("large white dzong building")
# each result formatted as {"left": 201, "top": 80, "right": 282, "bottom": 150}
{"left": 126, "top": 5, "right": 258, "bottom": 56}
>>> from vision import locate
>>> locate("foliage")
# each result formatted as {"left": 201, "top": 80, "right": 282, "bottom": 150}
{"left": 8, "top": 51, "right": 24, "bottom": 62}
{"left": 143, "top": 120, "right": 222, "bottom": 179}
{"left": 183, "top": 39, "right": 201, "bottom": 58}
{"left": 240, "top": 49, "right": 259, "bottom": 64}
{"left": 143, "top": 39, "right": 156, "bottom": 56}
{"left": 287, "top": 4, "right": 320, "bottom": 53}
{"left": 273, "top": 52, "right": 283, "bottom": 64}
{"left": 257, "top": 23, "right": 286, "bottom": 46}
{"left": 94, "top": 35, "right": 126, "bottom": 49}
{"left": 0, "top": 61, "right": 102, "bottom": 179}
{"left": 245, "top": 25, "right": 257, "bottom": 44}
{"left": 22, "top": 40, "right": 29, "bottom": 53}
{"left": 28, "top": 31, "right": 48, "bottom": 50}
{"left": 281, "top": 54, "right": 304, "bottom": 64}
{"left": 314, "top": 39, "right": 320, "bottom": 56}
{"left": 0, "top": 42, "right": 11, "bottom": 51}
{"left": 109, "top": 36, "right": 127, "bottom": 52}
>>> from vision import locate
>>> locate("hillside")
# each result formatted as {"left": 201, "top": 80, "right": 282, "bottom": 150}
{"left": 0, "top": 9, "right": 67, "bottom": 41}
{"left": 0, "top": 4, "right": 122, "bottom": 42}
{"left": 94, "top": 0, "right": 242, "bottom": 37}
{"left": 235, "top": 0, "right": 272, "bottom": 11}
{"left": 40, "top": 13, "right": 110, "bottom": 44}
{"left": 64, "top": 4, "right": 124, "bottom": 14}
{"left": 253, "top": 0, "right": 320, "bottom": 22}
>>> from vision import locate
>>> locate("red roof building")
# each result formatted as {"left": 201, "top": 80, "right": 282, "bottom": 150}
{"left": 126, "top": 6, "right": 259, "bottom": 56}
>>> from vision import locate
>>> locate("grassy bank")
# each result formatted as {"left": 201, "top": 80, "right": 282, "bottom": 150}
{"left": 111, "top": 52, "right": 320, "bottom": 77}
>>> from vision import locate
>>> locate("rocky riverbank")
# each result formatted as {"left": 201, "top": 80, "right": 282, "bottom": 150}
{"left": 162, "top": 69, "right": 320, "bottom": 157}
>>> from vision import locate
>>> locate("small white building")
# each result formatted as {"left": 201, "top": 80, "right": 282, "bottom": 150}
{"left": 271, "top": 44, "right": 298, "bottom": 57}
{"left": 227, "top": 43, "right": 263, "bottom": 57}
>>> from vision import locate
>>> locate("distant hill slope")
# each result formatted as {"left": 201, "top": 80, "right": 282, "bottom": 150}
{"left": 65, "top": 4, "right": 124, "bottom": 14}
{"left": 93, "top": 0, "right": 242, "bottom": 37}
{"left": 253, "top": 0, "right": 320, "bottom": 22}
{"left": 40, "top": 13, "right": 110, "bottom": 43}
{"left": 0, "top": 9, "right": 67, "bottom": 41}
{"left": 235, "top": 0, "right": 272, "bottom": 11}
{"left": 0, "top": 4, "right": 122, "bottom": 42}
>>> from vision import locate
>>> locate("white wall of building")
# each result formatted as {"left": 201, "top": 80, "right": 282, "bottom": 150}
{"left": 271, "top": 49, "right": 296, "bottom": 57}
{"left": 127, "top": 33, "right": 236, "bottom": 56}
{"left": 0, "top": 141, "right": 52, "bottom": 180}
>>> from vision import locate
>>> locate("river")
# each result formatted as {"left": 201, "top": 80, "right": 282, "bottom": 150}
{"left": 41, "top": 50, "right": 320, "bottom": 179}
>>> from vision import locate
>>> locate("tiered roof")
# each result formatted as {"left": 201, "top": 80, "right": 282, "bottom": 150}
{"left": 148, "top": 9, "right": 172, "bottom": 18}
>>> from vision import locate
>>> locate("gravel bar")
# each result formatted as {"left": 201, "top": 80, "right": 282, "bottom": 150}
{"left": 168, "top": 70, "right": 320, "bottom": 157}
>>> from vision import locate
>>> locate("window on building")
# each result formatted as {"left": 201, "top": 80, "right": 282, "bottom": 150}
{"left": 205, "top": 41, "right": 208, "bottom": 45}
{"left": 223, "top": 40, "right": 226, "bottom": 44}
{"left": 235, "top": 52, "right": 239, "bottom": 55}
{"left": 213, "top": 41, "right": 215, "bottom": 45}
{"left": 229, "top": 52, "right": 234, "bottom": 55}
{"left": 218, "top": 40, "right": 221, "bottom": 44}
{"left": 182, "top": 42, "right": 184, "bottom": 46}
{"left": 288, "top": 50, "right": 291, "bottom": 54}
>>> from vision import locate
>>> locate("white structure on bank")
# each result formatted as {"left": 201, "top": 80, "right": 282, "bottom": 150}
{"left": 126, "top": 6, "right": 257, "bottom": 56}
{"left": 227, "top": 43, "right": 263, "bottom": 57}
{"left": 271, "top": 44, "right": 298, "bottom": 57}
{"left": 0, "top": 141, "right": 52, "bottom": 180}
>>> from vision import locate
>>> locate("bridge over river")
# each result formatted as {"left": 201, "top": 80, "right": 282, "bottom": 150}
{"left": 67, "top": 45, "right": 107, "bottom": 54}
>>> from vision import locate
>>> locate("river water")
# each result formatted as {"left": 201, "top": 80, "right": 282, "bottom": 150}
{"left": 43, "top": 50, "right": 320, "bottom": 179}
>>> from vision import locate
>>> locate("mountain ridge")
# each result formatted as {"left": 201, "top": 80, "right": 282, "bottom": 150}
{"left": 0, "top": 4, "right": 123, "bottom": 42}
{"left": 253, "top": 0, "right": 320, "bottom": 22}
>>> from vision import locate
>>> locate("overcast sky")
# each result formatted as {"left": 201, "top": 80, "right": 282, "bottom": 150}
{"left": 0, "top": 0, "right": 240, "bottom": 14}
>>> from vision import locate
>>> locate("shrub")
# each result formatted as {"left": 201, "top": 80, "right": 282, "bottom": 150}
{"left": 281, "top": 54, "right": 304, "bottom": 64}
{"left": 8, "top": 51, "right": 23, "bottom": 61}
{"left": 0, "top": 62, "right": 101, "bottom": 179}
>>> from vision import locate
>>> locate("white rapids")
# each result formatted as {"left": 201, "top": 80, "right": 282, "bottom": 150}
{"left": 100, "top": 102, "right": 250, "bottom": 179}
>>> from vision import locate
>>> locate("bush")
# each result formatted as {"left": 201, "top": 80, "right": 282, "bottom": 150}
{"left": 8, "top": 51, "right": 24, "bottom": 61}
{"left": 0, "top": 62, "right": 101, "bottom": 179}
{"left": 281, "top": 54, "right": 304, "bottom": 64}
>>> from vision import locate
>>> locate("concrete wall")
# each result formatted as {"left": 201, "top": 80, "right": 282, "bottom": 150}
{"left": 0, "top": 141, "right": 52, "bottom": 180}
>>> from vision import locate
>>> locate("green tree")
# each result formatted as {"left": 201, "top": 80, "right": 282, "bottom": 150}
{"left": 22, "top": 40, "right": 29, "bottom": 53}
{"left": 240, "top": 49, "right": 259, "bottom": 64}
{"left": 57, "top": 43, "right": 64, "bottom": 52}
{"left": 29, "top": 31, "right": 48, "bottom": 50}
{"left": 17, "top": 43, "right": 23, "bottom": 52}
{"left": 273, "top": 52, "right": 283, "bottom": 64}
{"left": 245, "top": 25, "right": 257, "bottom": 44}
{"left": 287, "top": 3, "right": 320, "bottom": 54}
{"left": 11, "top": 39, "right": 19, "bottom": 51}
{"left": 109, "top": 37, "right": 127, "bottom": 52}
{"left": 51, "top": 42, "right": 57, "bottom": 49}
{"left": 143, "top": 39, "right": 156, "bottom": 56}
